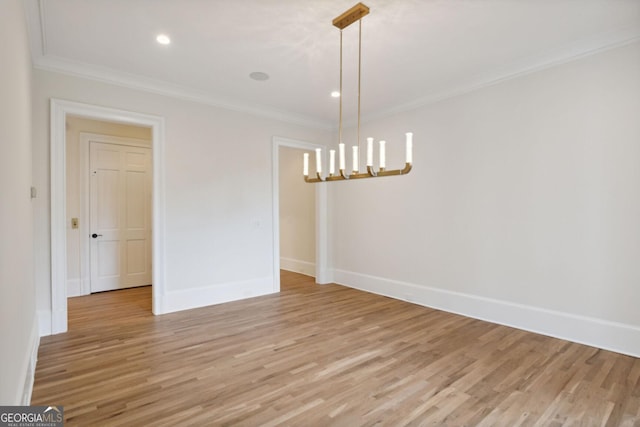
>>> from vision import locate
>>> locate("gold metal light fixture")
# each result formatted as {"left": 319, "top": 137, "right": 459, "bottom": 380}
{"left": 303, "top": 2, "right": 413, "bottom": 183}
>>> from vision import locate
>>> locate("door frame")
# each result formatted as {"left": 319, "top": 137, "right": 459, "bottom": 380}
{"left": 50, "top": 98, "right": 166, "bottom": 334}
{"left": 80, "top": 133, "right": 153, "bottom": 296}
{"left": 272, "top": 136, "right": 330, "bottom": 290}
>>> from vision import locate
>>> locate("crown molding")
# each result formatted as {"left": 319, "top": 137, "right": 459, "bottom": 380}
{"left": 361, "top": 27, "right": 640, "bottom": 124}
{"left": 24, "top": 0, "right": 639, "bottom": 131}
{"left": 33, "top": 55, "right": 333, "bottom": 130}
{"left": 23, "top": 2, "right": 331, "bottom": 130}
{"left": 23, "top": 0, "right": 46, "bottom": 63}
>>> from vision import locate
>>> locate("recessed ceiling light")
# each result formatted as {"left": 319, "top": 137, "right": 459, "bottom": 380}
{"left": 331, "top": 91, "right": 340, "bottom": 98}
{"left": 249, "top": 72, "right": 269, "bottom": 81}
{"left": 156, "top": 34, "right": 171, "bottom": 45}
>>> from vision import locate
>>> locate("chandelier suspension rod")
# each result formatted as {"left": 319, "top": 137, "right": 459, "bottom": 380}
{"left": 357, "top": 18, "right": 362, "bottom": 172}
{"left": 339, "top": 30, "right": 343, "bottom": 146}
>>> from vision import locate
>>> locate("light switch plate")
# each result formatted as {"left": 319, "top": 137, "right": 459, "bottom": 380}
{"left": 71, "top": 218, "right": 79, "bottom": 229}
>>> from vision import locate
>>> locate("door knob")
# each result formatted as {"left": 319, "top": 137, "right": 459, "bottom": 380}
{"left": 91, "top": 233, "right": 103, "bottom": 238}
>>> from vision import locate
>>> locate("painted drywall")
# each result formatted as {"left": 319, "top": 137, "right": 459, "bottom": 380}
{"left": 66, "top": 117, "right": 151, "bottom": 296}
{"left": 331, "top": 42, "right": 640, "bottom": 356}
{"left": 279, "top": 146, "right": 315, "bottom": 276}
{"left": 32, "top": 70, "right": 330, "bottom": 332}
{"left": 27, "top": 18, "right": 639, "bottom": 358}
{"left": 0, "top": 0, "right": 38, "bottom": 404}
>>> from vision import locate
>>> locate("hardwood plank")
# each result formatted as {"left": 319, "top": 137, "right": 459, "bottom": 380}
{"left": 32, "top": 273, "right": 640, "bottom": 426}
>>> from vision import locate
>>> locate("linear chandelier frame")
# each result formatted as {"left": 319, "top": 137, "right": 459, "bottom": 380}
{"left": 303, "top": 2, "right": 413, "bottom": 183}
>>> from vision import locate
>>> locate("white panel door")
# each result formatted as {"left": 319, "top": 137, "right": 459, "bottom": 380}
{"left": 90, "top": 142, "right": 152, "bottom": 292}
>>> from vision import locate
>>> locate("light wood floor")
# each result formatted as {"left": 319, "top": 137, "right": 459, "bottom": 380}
{"left": 33, "top": 271, "right": 640, "bottom": 426}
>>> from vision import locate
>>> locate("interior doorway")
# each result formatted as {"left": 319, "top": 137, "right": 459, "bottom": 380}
{"left": 271, "top": 136, "right": 330, "bottom": 291}
{"left": 278, "top": 146, "right": 316, "bottom": 278}
{"left": 50, "top": 99, "right": 166, "bottom": 335}
{"left": 66, "top": 117, "right": 153, "bottom": 298}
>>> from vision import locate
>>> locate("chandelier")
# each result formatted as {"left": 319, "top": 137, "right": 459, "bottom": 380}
{"left": 303, "top": 2, "right": 413, "bottom": 183}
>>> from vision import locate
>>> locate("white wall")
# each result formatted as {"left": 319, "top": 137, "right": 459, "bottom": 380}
{"left": 279, "top": 146, "right": 315, "bottom": 276}
{"left": 332, "top": 42, "right": 640, "bottom": 356}
{"left": 0, "top": 0, "right": 38, "bottom": 404}
{"left": 26, "top": 19, "right": 640, "bottom": 359}
{"left": 65, "top": 117, "right": 151, "bottom": 296}
{"left": 32, "top": 69, "right": 330, "bottom": 328}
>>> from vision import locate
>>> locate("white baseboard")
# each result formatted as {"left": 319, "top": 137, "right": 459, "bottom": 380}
{"left": 37, "top": 310, "right": 51, "bottom": 336}
{"left": 157, "top": 276, "right": 276, "bottom": 314}
{"left": 67, "top": 278, "right": 82, "bottom": 297}
{"left": 333, "top": 269, "right": 640, "bottom": 358}
{"left": 37, "top": 309, "right": 68, "bottom": 336}
{"left": 52, "top": 309, "right": 67, "bottom": 335}
{"left": 280, "top": 257, "right": 315, "bottom": 277}
{"left": 16, "top": 316, "right": 40, "bottom": 405}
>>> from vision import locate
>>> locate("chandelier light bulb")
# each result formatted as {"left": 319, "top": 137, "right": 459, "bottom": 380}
{"left": 315, "top": 148, "right": 322, "bottom": 174}
{"left": 366, "top": 137, "right": 373, "bottom": 167}
{"left": 406, "top": 132, "right": 413, "bottom": 164}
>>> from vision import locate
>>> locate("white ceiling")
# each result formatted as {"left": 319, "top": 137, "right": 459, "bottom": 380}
{"left": 25, "top": 0, "right": 640, "bottom": 129}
